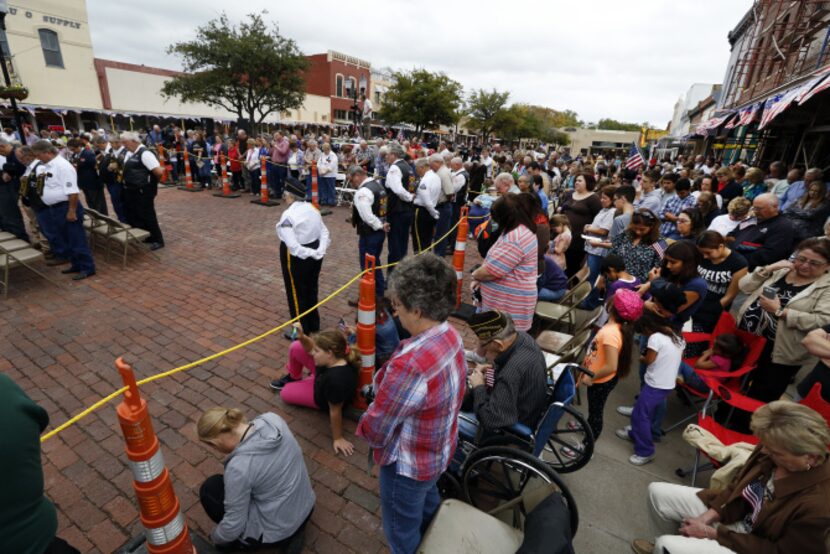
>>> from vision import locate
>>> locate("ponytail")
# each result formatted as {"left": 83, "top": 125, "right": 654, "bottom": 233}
{"left": 197, "top": 407, "right": 246, "bottom": 442}
{"left": 314, "top": 329, "right": 360, "bottom": 372}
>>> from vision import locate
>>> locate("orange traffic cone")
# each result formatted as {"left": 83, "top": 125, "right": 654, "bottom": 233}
{"left": 156, "top": 145, "right": 171, "bottom": 187}
{"left": 213, "top": 153, "right": 240, "bottom": 198}
{"left": 353, "top": 254, "right": 376, "bottom": 410}
{"left": 451, "top": 208, "right": 476, "bottom": 321}
{"left": 251, "top": 156, "right": 279, "bottom": 206}
{"left": 178, "top": 145, "right": 200, "bottom": 192}
{"left": 114, "top": 357, "right": 195, "bottom": 554}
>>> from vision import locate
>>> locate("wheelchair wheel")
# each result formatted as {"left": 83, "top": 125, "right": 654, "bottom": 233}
{"left": 437, "top": 471, "right": 462, "bottom": 499}
{"left": 461, "top": 445, "right": 579, "bottom": 536}
{"left": 540, "top": 404, "right": 595, "bottom": 474}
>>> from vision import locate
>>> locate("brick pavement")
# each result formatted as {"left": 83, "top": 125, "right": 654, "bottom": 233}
{"left": 1, "top": 185, "right": 483, "bottom": 553}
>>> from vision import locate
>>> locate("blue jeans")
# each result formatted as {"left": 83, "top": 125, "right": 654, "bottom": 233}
{"left": 379, "top": 463, "right": 441, "bottom": 554}
{"left": 359, "top": 230, "right": 386, "bottom": 296}
{"left": 678, "top": 361, "right": 708, "bottom": 392}
{"left": 581, "top": 252, "right": 606, "bottom": 309}
{"left": 538, "top": 286, "right": 566, "bottom": 302}
{"left": 630, "top": 384, "right": 673, "bottom": 457}
{"left": 36, "top": 202, "right": 95, "bottom": 274}
{"left": 433, "top": 202, "right": 453, "bottom": 256}
{"left": 319, "top": 176, "right": 336, "bottom": 206}
{"left": 387, "top": 210, "right": 413, "bottom": 270}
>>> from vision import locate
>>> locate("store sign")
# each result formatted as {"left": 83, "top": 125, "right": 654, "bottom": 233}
{"left": 7, "top": 6, "right": 83, "bottom": 29}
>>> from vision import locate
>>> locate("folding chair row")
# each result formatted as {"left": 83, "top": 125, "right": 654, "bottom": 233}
{"left": 83, "top": 208, "right": 157, "bottom": 268}
{"left": 0, "top": 241, "right": 62, "bottom": 298}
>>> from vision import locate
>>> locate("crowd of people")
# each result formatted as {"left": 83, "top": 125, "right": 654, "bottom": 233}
{"left": 3, "top": 122, "right": 830, "bottom": 554}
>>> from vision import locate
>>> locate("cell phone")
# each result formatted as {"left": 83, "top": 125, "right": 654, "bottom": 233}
{"left": 338, "top": 317, "right": 347, "bottom": 333}
{"left": 762, "top": 286, "right": 778, "bottom": 299}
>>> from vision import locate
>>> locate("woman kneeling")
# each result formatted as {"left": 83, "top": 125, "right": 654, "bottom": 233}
{"left": 197, "top": 407, "right": 315, "bottom": 552}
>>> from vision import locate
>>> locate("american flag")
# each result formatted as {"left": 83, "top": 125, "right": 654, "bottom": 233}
{"left": 625, "top": 143, "right": 645, "bottom": 170}
{"left": 798, "top": 72, "right": 830, "bottom": 106}
{"left": 734, "top": 102, "right": 762, "bottom": 127}
{"left": 759, "top": 89, "right": 801, "bottom": 130}
{"left": 741, "top": 479, "right": 767, "bottom": 528}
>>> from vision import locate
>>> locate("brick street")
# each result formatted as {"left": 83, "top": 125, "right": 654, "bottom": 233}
{"left": 1, "top": 185, "right": 485, "bottom": 553}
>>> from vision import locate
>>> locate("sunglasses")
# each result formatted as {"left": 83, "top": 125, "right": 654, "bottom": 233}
{"left": 632, "top": 209, "right": 657, "bottom": 222}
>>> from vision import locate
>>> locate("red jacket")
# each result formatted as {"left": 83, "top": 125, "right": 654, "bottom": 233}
{"left": 228, "top": 147, "right": 241, "bottom": 172}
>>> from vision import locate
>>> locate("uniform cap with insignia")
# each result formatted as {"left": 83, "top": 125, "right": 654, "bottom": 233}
{"left": 284, "top": 177, "right": 306, "bottom": 198}
{"left": 468, "top": 310, "right": 510, "bottom": 342}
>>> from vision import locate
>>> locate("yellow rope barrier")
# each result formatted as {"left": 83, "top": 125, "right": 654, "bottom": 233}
{"left": 40, "top": 216, "right": 468, "bottom": 442}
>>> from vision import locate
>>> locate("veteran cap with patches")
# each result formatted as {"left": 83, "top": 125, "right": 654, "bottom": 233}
{"left": 468, "top": 310, "right": 510, "bottom": 342}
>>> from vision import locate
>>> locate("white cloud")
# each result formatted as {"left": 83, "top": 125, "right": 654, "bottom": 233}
{"left": 87, "top": 0, "right": 753, "bottom": 126}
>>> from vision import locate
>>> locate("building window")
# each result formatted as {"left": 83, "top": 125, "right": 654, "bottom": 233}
{"left": 349, "top": 77, "right": 357, "bottom": 98}
{"left": 39, "top": 29, "right": 64, "bottom": 68}
{"left": 334, "top": 109, "right": 348, "bottom": 121}
{"left": 335, "top": 75, "right": 343, "bottom": 98}
{"left": 374, "top": 91, "right": 381, "bottom": 104}
{"left": 0, "top": 29, "right": 9, "bottom": 58}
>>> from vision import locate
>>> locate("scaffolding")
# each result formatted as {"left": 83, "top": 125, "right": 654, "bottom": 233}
{"left": 723, "top": 0, "right": 830, "bottom": 109}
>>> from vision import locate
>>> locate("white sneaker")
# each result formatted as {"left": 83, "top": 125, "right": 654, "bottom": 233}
{"left": 465, "top": 349, "right": 486, "bottom": 365}
{"left": 617, "top": 405, "right": 634, "bottom": 417}
{"left": 629, "top": 453, "right": 655, "bottom": 466}
{"left": 615, "top": 426, "right": 632, "bottom": 441}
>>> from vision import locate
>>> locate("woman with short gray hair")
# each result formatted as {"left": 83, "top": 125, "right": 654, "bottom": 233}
{"left": 633, "top": 400, "right": 830, "bottom": 554}
{"left": 357, "top": 253, "right": 466, "bottom": 553}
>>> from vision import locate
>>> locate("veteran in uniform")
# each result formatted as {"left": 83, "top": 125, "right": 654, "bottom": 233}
{"left": 412, "top": 157, "right": 441, "bottom": 254}
{"left": 277, "top": 177, "right": 330, "bottom": 337}
{"left": 93, "top": 135, "right": 126, "bottom": 222}
{"left": 120, "top": 131, "right": 165, "bottom": 250}
{"left": 350, "top": 165, "right": 388, "bottom": 301}
{"left": 383, "top": 144, "right": 416, "bottom": 270}
{"left": 29, "top": 140, "right": 95, "bottom": 280}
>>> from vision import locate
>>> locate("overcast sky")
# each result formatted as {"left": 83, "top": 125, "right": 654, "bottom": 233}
{"left": 86, "top": 0, "right": 753, "bottom": 127}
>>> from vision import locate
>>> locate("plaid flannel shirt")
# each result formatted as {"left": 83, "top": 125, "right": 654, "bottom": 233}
{"left": 659, "top": 193, "right": 695, "bottom": 237}
{"left": 356, "top": 322, "right": 466, "bottom": 481}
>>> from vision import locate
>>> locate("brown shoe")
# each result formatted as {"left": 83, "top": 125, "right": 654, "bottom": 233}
{"left": 631, "top": 539, "right": 654, "bottom": 554}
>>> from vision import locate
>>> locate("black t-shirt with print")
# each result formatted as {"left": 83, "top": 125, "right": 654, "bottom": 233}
{"left": 313, "top": 364, "right": 358, "bottom": 410}
{"left": 694, "top": 251, "right": 748, "bottom": 332}
{"left": 740, "top": 276, "right": 808, "bottom": 341}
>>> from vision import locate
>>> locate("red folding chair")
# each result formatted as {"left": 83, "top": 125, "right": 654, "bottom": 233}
{"left": 800, "top": 383, "right": 830, "bottom": 426}
{"left": 665, "top": 312, "right": 766, "bottom": 433}
{"left": 678, "top": 376, "right": 761, "bottom": 486}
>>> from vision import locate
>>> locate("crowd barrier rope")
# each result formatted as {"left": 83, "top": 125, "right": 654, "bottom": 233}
{"left": 40, "top": 214, "right": 474, "bottom": 443}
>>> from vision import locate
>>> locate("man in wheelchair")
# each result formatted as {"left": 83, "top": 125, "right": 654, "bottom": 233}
{"left": 459, "top": 310, "right": 548, "bottom": 446}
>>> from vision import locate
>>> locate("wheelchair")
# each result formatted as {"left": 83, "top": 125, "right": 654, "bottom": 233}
{"left": 438, "top": 362, "right": 596, "bottom": 537}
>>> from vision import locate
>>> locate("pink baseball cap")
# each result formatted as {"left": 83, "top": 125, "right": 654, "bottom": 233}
{"left": 612, "top": 289, "right": 643, "bottom": 322}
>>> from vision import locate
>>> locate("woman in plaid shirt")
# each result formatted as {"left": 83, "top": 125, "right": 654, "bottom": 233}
{"left": 357, "top": 253, "right": 466, "bottom": 554}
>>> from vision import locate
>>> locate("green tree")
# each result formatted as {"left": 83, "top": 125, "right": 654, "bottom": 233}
{"left": 549, "top": 109, "right": 582, "bottom": 129}
{"left": 596, "top": 118, "right": 642, "bottom": 132}
{"left": 379, "top": 69, "right": 463, "bottom": 135}
{"left": 162, "top": 12, "right": 309, "bottom": 133}
{"left": 465, "top": 88, "right": 510, "bottom": 140}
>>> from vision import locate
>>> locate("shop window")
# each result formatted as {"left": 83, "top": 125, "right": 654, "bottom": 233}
{"left": 39, "top": 29, "right": 64, "bottom": 68}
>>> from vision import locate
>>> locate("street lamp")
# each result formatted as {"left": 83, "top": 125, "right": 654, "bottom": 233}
{"left": 0, "top": 0, "right": 24, "bottom": 142}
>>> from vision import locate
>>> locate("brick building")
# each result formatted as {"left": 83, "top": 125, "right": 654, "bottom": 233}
{"left": 710, "top": 0, "right": 830, "bottom": 167}
{"left": 304, "top": 50, "right": 372, "bottom": 126}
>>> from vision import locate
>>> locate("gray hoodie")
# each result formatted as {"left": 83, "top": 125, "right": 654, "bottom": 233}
{"left": 212, "top": 413, "right": 315, "bottom": 545}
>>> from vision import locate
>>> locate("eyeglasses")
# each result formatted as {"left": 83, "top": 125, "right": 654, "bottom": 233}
{"left": 677, "top": 217, "right": 692, "bottom": 224}
{"left": 794, "top": 255, "right": 828, "bottom": 268}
